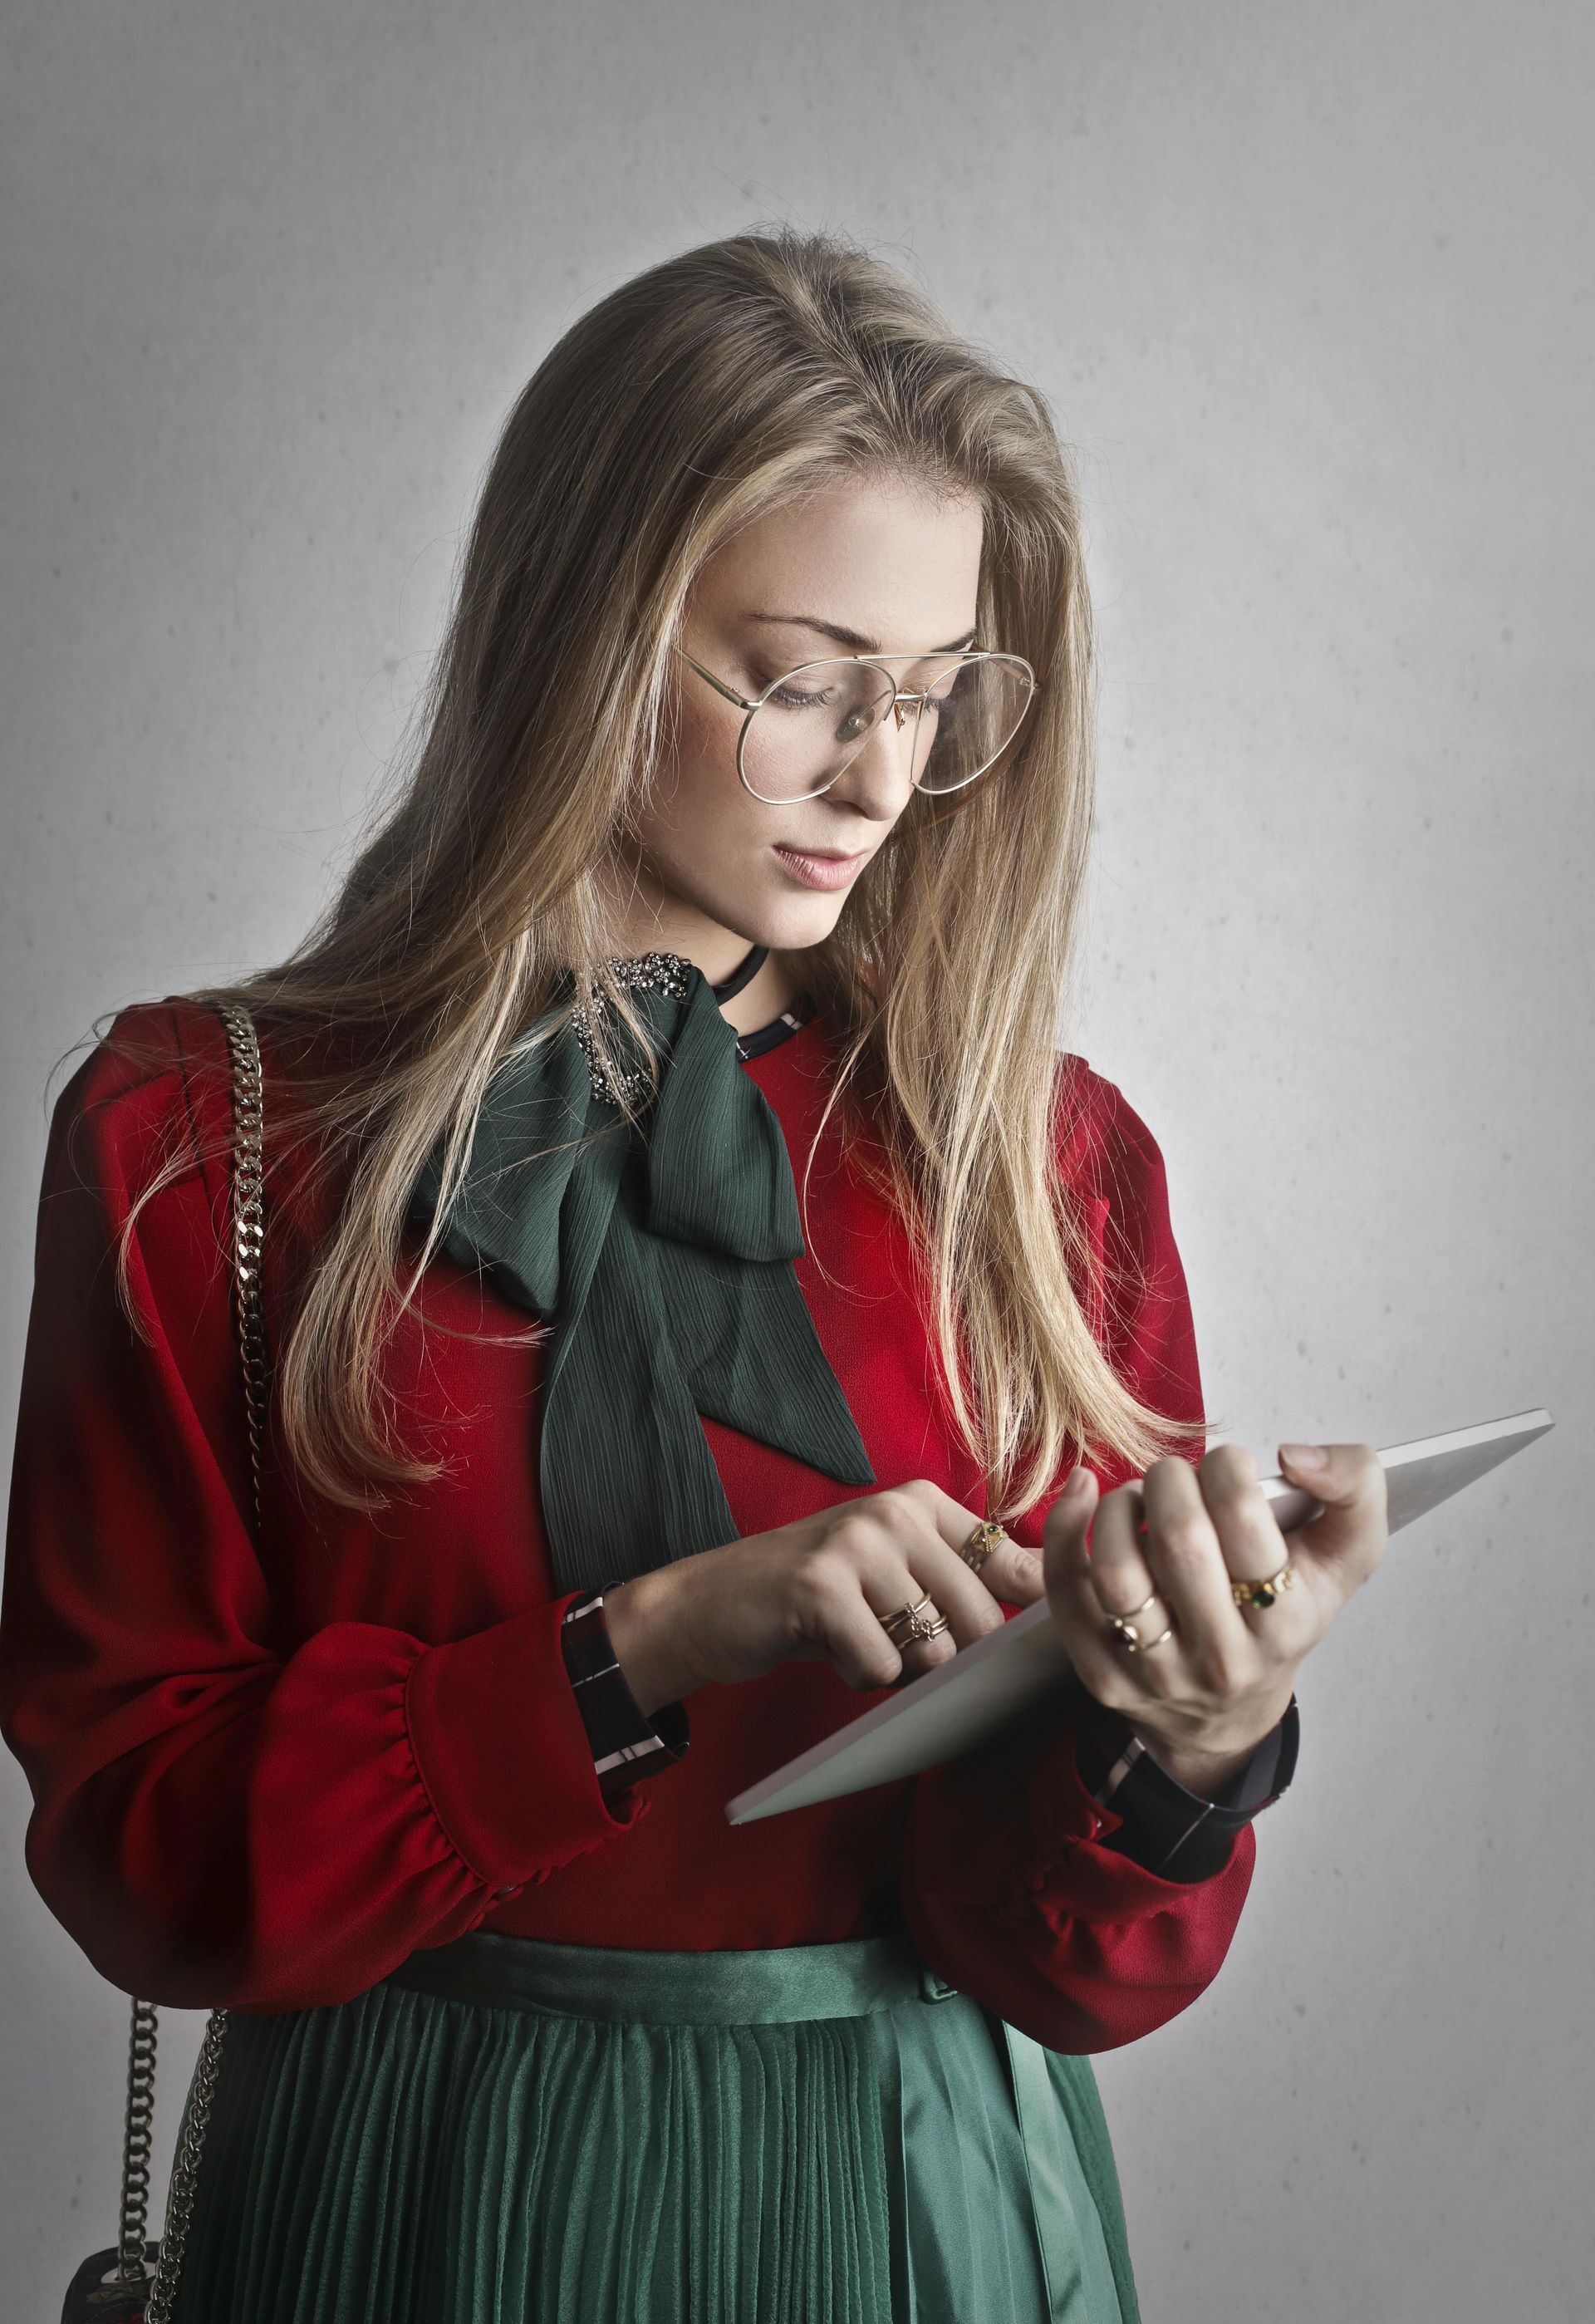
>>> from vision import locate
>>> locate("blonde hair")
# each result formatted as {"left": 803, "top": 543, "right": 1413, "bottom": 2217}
{"left": 116, "top": 224, "right": 1204, "bottom": 1515}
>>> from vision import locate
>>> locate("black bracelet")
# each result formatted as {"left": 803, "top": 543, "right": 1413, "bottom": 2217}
{"left": 1073, "top": 1694, "right": 1301, "bottom": 1884}
{"left": 560, "top": 1584, "right": 690, "bottom": 1802}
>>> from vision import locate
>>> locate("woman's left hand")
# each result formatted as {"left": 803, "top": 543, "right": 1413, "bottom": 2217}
{"left": 1041, "top": 1442, "right": 1389, "bottom": 1796}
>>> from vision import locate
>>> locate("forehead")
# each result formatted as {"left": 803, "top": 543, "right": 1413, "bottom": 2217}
{"left": 695, "top": 473, "right": 985, "bottom": 648}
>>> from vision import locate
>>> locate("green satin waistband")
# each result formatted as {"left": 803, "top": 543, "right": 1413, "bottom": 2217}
{"left": 173, "top": 1926, "right": 1136, "bottom": 2321}
{"left": 380, "top": 1928, "right": 932, "bottom": 2026}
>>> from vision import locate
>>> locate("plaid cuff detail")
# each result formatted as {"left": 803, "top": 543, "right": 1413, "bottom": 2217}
{"left": 559, "top": 1586, "right": 691, "bottom": 1804}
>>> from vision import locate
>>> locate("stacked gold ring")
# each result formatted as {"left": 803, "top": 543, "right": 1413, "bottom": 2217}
{"left": 881, "top": 1594, "right": 951, "bottom": 1647}
{"left": 959, "top": 1519, "right": 1008, "bottom": 1575}
{"left": 1231, "top": 1560, "right": 1296, "bottom": 1611}
{"left": 1106, "top": 1591, "right": 1177, "bottom": 1654}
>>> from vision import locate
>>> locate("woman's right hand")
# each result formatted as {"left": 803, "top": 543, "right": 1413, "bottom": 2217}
{"left": 602, "top": 1481, "right": 1048, "bottom": 1717}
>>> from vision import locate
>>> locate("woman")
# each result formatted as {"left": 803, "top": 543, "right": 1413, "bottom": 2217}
{"left": 0, "top": 227, "right": 1386, "bottom": 2322}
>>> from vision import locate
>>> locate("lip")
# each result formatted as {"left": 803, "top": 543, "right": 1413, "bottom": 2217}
{"left": 771, "top": 844, "right": 869, "bottom": 892}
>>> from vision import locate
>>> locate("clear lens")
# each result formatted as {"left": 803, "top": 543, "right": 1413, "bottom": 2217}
{"left": 739, "top": 655, "right": 1034, "bottom": 803}
{"left": 910, "top": 656, "right": 1036, "bottom": 794}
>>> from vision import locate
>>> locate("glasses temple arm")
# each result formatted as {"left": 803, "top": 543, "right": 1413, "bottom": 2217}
{"left": 674, "top": 646, "right": 758, "bottom": 712}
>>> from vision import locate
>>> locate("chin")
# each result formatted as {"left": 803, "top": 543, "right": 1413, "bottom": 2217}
{"left": 747, "top": 883, "right": 850, "bottom": 951}
{"left": 680, "top": 860, "right": 838, "bottom": 948}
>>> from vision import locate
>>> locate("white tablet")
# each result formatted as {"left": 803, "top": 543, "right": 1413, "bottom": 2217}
{"left": 724, "top": 1408, "right": 1554, "bottom": 1825}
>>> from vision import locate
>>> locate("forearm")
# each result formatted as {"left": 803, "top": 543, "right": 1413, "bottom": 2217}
{"left": 7, "top": 1597, "right": 655, "bottom": 2012}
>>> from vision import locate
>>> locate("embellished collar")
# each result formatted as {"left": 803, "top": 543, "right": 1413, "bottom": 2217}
{"left": 409, "top": 950, "right": 874, "bottom": 1594}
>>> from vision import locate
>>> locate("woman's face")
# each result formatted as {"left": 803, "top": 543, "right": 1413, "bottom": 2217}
{"left": 608, "top": 469, "right": 986, "bottom": 980}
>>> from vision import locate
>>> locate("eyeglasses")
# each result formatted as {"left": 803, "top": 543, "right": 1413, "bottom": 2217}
{"left": 674, "top": 644, "right": 1038, "bottom": 804}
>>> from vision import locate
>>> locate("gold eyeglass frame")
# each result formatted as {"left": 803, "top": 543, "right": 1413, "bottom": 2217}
{"left": 673, "top": 644, "right": 1039, "bottom": 805}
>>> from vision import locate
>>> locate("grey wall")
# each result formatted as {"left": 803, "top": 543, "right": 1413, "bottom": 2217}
{"left": 3, "top": 2, "right": 1590, "bottom": 2317}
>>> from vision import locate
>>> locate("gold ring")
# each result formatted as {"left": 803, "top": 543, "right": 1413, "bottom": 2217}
{"left": 1104, "top": 1590, "right": 1159, "bottom": 1635}
{"left": 959, "top": 1520, "right": 1008, "bottom": 1575}
{"left": 1231, "top": 1560, "right": 1296, "bottom": 1611}
{"left": 1106, "top": 1593, "right": 1175, "bottom": 1653}
{"left": 881, "top": 1594, "right": 949, "bottom": 1647}
{"left": 1118, "top": 1620, "right": 1176, "bottom": 1653}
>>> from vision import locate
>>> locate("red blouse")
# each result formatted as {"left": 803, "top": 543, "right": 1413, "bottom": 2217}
{"left": 0, "top": 999, "right": 1254, "bottom": 2052}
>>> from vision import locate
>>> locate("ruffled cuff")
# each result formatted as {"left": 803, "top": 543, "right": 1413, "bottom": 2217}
{"left": 404, "top": 1592, "right": 653, "bottom": 1899}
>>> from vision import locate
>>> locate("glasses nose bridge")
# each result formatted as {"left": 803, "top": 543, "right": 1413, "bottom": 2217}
{"left": 845, "top": 674, "right": 928, "bottom": 796}
{"left": 859, "top": 653, "right": 959, "bottom": 738}
{"left": 856, "top": 662, "right": 930, "bottom": 738}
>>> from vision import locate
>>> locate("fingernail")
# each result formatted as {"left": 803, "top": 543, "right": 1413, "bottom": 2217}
{"left": 1279, "top": 1443, "right": 1328, "bottom": 1472}
{"left": 1060, "top": 1466, "right": 1094, "bottom": 1498}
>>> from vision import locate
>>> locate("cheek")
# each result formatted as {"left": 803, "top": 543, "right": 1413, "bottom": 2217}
{"left": 674, "top": 685, "right": 733, "bottom": 784}
{"left": 655, "top": 684, "right": 743, "bottom": 816}
{"left": 641, "top": 695, "right": 761, "bottom": 866}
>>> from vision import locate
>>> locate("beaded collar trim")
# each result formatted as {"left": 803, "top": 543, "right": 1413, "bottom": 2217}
{"left": 568, "top": 951, "right": 697, "bottom": 1108}
{"left": 567, "top": 945, "right": 810, "bottom": 1107}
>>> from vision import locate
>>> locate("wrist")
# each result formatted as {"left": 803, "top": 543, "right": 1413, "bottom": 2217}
{"left": 560, "top": 1586, "right": 690, "bottom": 1800}
{"left": 1136, "top": 1734, "right": 1256, "bottom": 1796}
{"left": 1131, "top": 1691, "right": 1296, "bottom": 1800}
{"left": 602, "top": 1566, "right": 697, "bottom": 1717}
{"left": 1076, "top": 1694, "right": 1300, "bottom": 1883}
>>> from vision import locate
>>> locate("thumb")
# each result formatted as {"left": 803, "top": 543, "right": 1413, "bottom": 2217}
{"left": 1277, "top": 1442, "right": 1388, "bottom": 1585}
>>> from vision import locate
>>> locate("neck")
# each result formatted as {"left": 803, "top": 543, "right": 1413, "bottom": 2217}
{"left": 714, "top": 946, "right": 806, "bottom": 1035}
{"left": 595, "top": 852, "right": 808, "bottom": 1034}
{"left": 603, "top": 936, "right": 807, "bottom": 1036}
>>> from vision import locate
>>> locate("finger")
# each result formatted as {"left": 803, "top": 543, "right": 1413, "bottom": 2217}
{"left": 1040, "top": 1467, "right": 1103, "bottom": 1632}
{"left": 1039, "top": 1470, "right": 1172, "bottom": 1706}
{"left": 812, "top": 1585, "right": 912, "bottom": 1693}
{"left": 909, "top": 1542, "right": 1021, "bottom": 1645}
{"left": 871, "top": 1592, "right": 956, "bottom": 1668}
{"left": 1037, "top": 1468, "right": 1097, "bottom": 1617}
{"left": 1276, "top": 1442, "right": 1389, "bottom": 1589}
{"left": 813, "top": 1556, "right": 958, "bottom": 1691}
{"left": 1088, "top": 1480, "right": 1177, "bottom": 1643}
{"left": 1185, "top": 1442, "right": 1316, "bottom": 1651}
{"left": 839, "top": 1490, "right": 967, "bottom": 1664}
{"left": 968, "top": 1536, "right": 1048, "bottom": 1609}
{"left": 1053, "top": 1472, "right": 1178, "bottom": 1658}
{"left": 1196, "top": 1446, "right": 1288, "bottom": 1581}
{"left": 1138, "top": 1456, "right": 1249, "bottom": 1658}
{"left": 831, "top": 1487, "right": 997, "bottom": 1683}
{"left": 892, "top": 1483, "right": 1047, "bottom": 1623}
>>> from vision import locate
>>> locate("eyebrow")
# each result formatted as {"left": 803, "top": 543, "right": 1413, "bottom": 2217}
{"left": 744, "top": 612, "right": 979, "bottom": 656}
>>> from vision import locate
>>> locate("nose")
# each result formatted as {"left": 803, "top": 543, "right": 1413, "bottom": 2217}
{"left": 827, "top": 691, "right": 925, "bottom": 818}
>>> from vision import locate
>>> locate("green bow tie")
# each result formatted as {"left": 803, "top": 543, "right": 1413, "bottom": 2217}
{"left": 409, "top": 955, "right": 876, "bottom": 1595}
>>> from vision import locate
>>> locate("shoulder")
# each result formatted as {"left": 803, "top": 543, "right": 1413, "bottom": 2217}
{"left": 42, "top": 996, "right": 233, "bottom": 1216}
{"left": 1053, "top": 1053, "right": 1202, "bottom": 1421}
{"left": 1050, "top": 1049, "right": 1178, "bottom": 1218}
{"left": 1049, "top": 1051, "right": 1191, "bottom": 1330}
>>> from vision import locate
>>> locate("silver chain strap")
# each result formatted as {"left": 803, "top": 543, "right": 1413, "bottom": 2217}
{"left": 114, "top": 1998, "right": 158, "bottom": 2282}
{"left": 114, "top": 1000, "right": 267, "bottom": 2323}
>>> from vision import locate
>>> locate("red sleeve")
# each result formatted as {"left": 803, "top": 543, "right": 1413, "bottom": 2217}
{"left": 897, "top": 1060, "right": 1256, "bottom": 2052}
{"left": 0, "top": 1005, "right": 647, "bottom": 2013}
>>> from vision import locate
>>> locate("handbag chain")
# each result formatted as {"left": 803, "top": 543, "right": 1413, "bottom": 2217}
{"left": 110, "top": 1000, "right": 267, "bottom": 2323}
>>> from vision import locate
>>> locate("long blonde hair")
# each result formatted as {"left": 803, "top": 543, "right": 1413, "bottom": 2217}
{"left": 117, "top": 224, "right": 1203, "bottom": 1516}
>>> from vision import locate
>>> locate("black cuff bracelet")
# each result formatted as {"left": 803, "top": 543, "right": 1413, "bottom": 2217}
{"left": 560, "top": 1584, "right": 691, "bottom": 1802}
{"left": 1073, "top": 1693, "right": 1301, "bottom": 1884}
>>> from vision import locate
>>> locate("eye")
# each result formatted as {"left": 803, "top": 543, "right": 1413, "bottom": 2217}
{"left": 768, "top": 680, "right": 838, "bottom": 710}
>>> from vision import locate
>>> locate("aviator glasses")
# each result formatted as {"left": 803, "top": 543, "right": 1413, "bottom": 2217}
{"left": 675, "top": 643, "right": 1038, "bottom": 805}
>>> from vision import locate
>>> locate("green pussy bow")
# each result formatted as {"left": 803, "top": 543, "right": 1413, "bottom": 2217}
{"left": 409, "top": 952, "right": 876, "bottom": 1596}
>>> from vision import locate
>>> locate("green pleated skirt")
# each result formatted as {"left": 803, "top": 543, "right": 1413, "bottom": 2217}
{"left": 168, "top": 1931, "right": 1139, "bottom": 2324}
